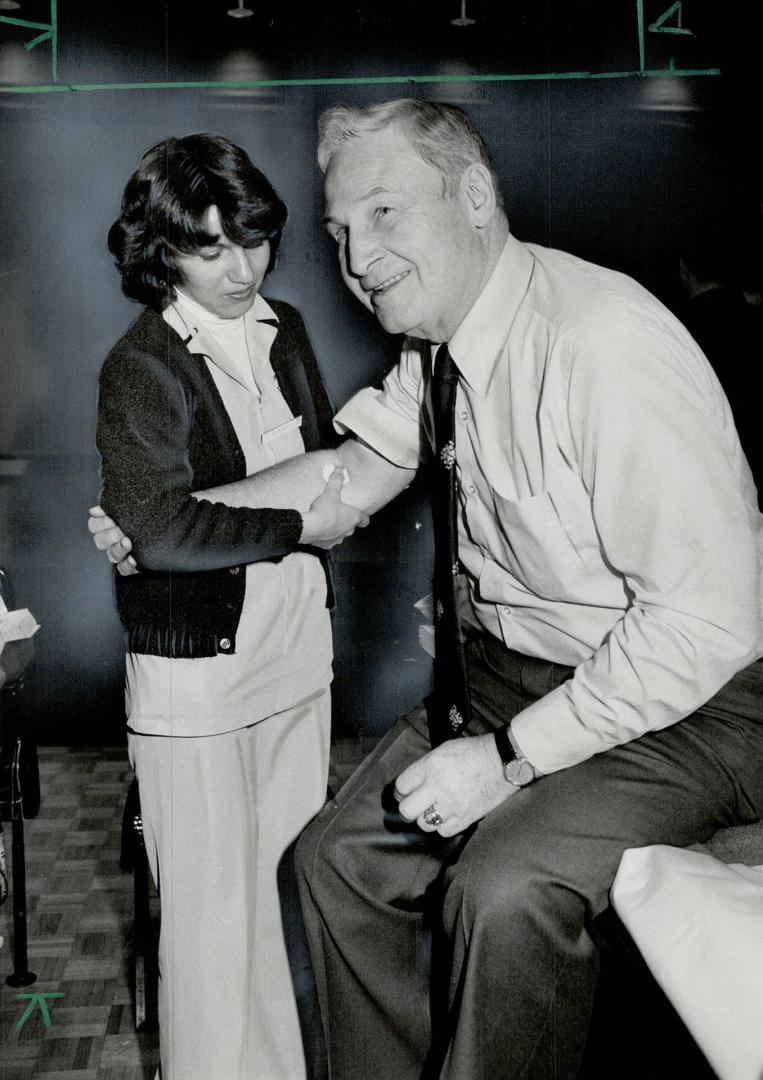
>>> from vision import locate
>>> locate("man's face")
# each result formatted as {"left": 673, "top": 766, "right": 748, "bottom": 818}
{"left": 323, "top": 126, "right": 483, "bottom": 342}
{"left": 173, "top": 205, "right": 270, "bottom": 319}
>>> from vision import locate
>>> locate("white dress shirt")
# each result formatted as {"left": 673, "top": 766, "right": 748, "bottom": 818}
{"left": 126, "top": 290, "right": 333, "bottom": 737}
{"left": 334, "top": 233, "right": 763, "bottom": 773}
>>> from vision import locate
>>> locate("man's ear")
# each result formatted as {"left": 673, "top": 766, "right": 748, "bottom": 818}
{"left": 461, "top": 164, "right": 497, "bottom": 227}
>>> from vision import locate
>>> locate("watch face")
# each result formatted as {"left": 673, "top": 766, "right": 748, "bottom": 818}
{"left": 504, "top": 757, "right": 536, "bottom": 787}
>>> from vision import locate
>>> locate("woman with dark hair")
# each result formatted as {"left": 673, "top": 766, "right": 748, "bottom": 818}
{"left": 95, "top": 133, "right": 366, "bottom": 1080}
{"left": 108, "top": 133, "right": 286, "bottom": 313}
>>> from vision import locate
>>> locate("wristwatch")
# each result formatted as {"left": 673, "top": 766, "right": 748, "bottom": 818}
{"left": 494, "top": 725, "right": 539, "bottom": 787}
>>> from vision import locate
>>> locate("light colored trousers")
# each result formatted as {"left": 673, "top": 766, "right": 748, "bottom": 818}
{"left": 128, "top": 687, "right": 331, "bottom": 1080}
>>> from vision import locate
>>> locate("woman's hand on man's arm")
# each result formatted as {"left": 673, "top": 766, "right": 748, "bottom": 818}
{"left": 88, "top": 448, "right": 373, "bottom": 568}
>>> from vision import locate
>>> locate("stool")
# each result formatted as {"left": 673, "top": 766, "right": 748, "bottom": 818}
{"left": 119, "top": 776, "right": 156, "bottom": 1030}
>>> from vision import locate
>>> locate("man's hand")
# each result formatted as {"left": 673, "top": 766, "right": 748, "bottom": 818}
{"left": 299, "top": 468, "right": 370, "bottom": 549}
{"left": 87, "top": 506, "right": 138, "bottom": 576}
{"left": 394, "top": 734, "right": 516, "bottom": 838}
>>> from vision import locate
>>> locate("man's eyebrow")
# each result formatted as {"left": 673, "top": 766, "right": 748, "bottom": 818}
{"left": 361, "top": 185, "right": 393, "bottom": 201}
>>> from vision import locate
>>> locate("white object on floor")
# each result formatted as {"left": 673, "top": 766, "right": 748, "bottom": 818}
{"left": 612, "top": 844, "right": 763, "bottom": 1080}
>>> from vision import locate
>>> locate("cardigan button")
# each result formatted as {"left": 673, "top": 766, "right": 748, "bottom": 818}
{"left": 219, "top": 638, "right": 231, "bottom": 651}
{"left": 229, "top": 566, "right": 240, "bottom": 575}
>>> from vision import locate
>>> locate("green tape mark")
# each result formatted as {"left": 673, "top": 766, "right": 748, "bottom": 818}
{"left": 589, "top": 67, "right": 718, "bottom": 79}
{"left": 0, "top": 0, "right": 57, "bottom": 81}
{"left": 15, "top": 992, "right": 65, "bottom": 1031}
{"left": 636, "top": 0, "right": 646, "bottom": 72}
{"left": 51, "top": 0, "right": 57, "bottom": 82}
{"left": 0, "top": 0, "right": 714, "bottom": 93}
{"left": 0, "top": 15, "right": 51, "bottom": 31}
{"left": 24, "top": 29, "right": 52, "bottom": 52}
{"left": 0, "top": 68, "right": 721, "bottom": 95}
{"left": 649, "top": 1, "right": 693, "bottom": 34}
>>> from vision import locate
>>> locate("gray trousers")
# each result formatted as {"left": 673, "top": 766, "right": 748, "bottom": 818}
{"left": 295, "top": 635, "right": 763, "bottom": 1080}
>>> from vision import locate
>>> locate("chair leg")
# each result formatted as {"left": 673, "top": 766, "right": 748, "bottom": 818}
{"left": 133, "top": 845, "right": 151, "bottom": 1030}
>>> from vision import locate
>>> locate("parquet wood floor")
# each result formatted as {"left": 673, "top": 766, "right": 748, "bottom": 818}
{"left": 0, "top": 738, "right": 365, "bottom": 1080}
{"left": 0, "top": 747, "right": 160, "bottom": 1080}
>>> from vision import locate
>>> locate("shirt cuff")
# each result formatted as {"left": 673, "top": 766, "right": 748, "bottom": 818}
{"left": 333, "top": 387, "right": 420, "bottom": 470}
{"left": 506, "top": 724, "right": 545, "bottom": 776}
{"left": 509, "top": 684, "right": 594, "bottom": 775}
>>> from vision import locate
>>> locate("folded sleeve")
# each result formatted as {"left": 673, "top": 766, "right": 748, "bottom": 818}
{"left": 97, "top": 345, "right": 303, "bottom": 573}
{"left": 511, "top": 317, "right": 762, "bottom": 774}
{"left": 333, "top": 338, "right": 428, "bottom": 469}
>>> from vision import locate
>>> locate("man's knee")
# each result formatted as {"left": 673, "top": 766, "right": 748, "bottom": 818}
{"left": 442, "top": 821, "right": 589, "bottom": 946}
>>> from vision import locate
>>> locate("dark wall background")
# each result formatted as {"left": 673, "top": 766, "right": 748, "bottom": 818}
{"left": 1, "top": 0, "right": 760, "bottom": 742}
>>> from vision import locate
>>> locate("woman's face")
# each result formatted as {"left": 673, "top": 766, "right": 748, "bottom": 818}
{"left": 173, "top": 205, "right": 271, "bottom": 319}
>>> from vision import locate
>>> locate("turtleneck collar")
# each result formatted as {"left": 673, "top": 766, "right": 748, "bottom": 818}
{"left": 173, "top": 287, "right": 245, "bottom": 331}
{"left": 171, "top": 288, "right": 279, "bottom": 333}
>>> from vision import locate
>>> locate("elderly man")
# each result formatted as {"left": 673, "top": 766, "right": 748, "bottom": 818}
{"left": 94, "top": 99, "right": 763, "bottom": 1080}
{"left": 292, "top": 99, "right": 763, "bottom": 1080}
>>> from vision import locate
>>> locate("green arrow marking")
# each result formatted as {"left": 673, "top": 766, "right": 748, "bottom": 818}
{"left": 649, "top": 1, "right": 693, "bottom": 35}
{"left": 24, "top": 29, "right": 52, "bottom": 51}
{"left": 15, "top": 992, "right": 64, "bottom": 1030}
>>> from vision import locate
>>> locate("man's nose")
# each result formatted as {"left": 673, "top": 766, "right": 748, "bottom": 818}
{"left": 345, "top": 229, "right": 382, "bottom": 279}
{"left": 228, "top": 247, "right": 256, "bottom": 283}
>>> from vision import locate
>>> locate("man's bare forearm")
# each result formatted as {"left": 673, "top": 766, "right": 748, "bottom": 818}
{"left": 336, "top": 438, "right": 416, "bottom": 513}
{"left": 192, "top": 449, "right": 343, "bottom": 510}
{"left": 192, "top": 440, "right": 415, "bottom": 515}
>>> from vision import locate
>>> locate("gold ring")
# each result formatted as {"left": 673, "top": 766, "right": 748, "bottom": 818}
{"left": 422, "top": 805, "right": 444, "bottom": 828}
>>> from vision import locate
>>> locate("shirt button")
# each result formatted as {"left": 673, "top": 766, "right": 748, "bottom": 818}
{"left": 229, "top": 566, "right": 240, "bottom": 575}
{"left": 502, "top": 606, "right": 513, "bottom": 616}
{"left": 460, "top": 410, "right": 469, "bottom": 422}
{"left": 219, "top": 638, "right": 231, "bottom": 651}
{"left": 467, "top": 483, "right": 477, "bottom": 496}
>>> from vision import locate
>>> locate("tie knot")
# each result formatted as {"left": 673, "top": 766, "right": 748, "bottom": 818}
{"left": 433, "top": 344, "right": 459, "bottom": 387}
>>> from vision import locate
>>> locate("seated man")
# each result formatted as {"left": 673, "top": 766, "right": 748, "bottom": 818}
{"left": 95, "top": 99, "right": 763, "bottom": 1080}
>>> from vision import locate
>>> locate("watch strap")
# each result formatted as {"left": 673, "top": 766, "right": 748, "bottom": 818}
{"left": 494, "top": 725, "right": 515, "bottom": 765}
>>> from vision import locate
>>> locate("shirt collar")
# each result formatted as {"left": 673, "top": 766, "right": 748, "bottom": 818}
{"left": 443, "top": 233, "right": 535, "bottom": 397}
{"left": 171, "top": 288, "right": 279, "bottom": 332}
{"left": 251, "top": 292, "right": 279, "bottom": 325}
{"left": 163, "top": 292, "right": 279, "bottom": 396}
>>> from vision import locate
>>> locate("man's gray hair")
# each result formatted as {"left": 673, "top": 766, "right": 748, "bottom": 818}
{"left": 317, "top": 98, "right": 503, "bottom": 204}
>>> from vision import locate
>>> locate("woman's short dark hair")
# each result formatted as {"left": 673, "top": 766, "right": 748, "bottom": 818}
{"left": 108, "top": 133, "right": 288, "bottom": 311}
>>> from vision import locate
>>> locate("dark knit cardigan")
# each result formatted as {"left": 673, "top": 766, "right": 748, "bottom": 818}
{"left": 96, "top": 299, "right": 336, "bottom": 658}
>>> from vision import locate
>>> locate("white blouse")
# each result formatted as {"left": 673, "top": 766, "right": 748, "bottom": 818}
{"left": 125, "top": 291, "right": 333, "bottom": 737}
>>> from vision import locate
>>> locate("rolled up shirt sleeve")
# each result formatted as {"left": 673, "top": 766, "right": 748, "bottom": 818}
{"left": 511, "top": 318, "right": 763, "bottom": 775}
{"left": 333, "top": 338, "right": 428, "bottom": 469}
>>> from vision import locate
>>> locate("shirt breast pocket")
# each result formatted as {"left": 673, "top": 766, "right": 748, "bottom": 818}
{"left": 489, "top": 487, "right": 587, "bottom": 599}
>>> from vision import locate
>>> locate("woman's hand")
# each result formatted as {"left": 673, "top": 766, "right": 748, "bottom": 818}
{"left": 87, "top": 505, "right": 138, "bottom": 576}
{"left": 299, "top": 469, "right": 370, "bottom": 549}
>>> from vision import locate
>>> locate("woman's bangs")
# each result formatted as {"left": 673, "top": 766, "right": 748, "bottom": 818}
{"left": 166, "top": 204, "right": 219, "bottom": 254}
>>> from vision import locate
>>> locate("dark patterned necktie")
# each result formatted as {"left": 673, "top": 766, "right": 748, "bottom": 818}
{"left": 428, "top": 343, "right": 470, "bottom": 744}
